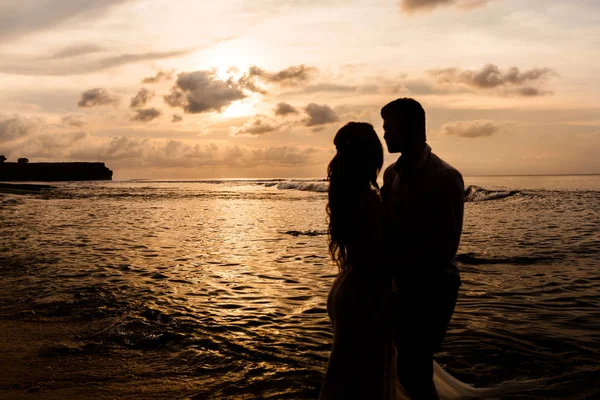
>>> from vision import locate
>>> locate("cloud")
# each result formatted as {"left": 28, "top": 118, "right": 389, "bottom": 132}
{"left": 77, "top": 88, "right": 120, "bottom": 107}
{"left": 0, "top": 114, "right": 42, "bottom": 142}
{"left": 303, "top": 103, "right": 339, "bottom": 126}
{"left": 49, "top": 44, "right": 106, "bottom": 59}
{"left": 440, "top": 119, "right": 505, "bottom": 138}
{"left": 237, "top": 65, "right": 318, "bottom": 93}
{"left": 429, "top": 64, "right": 556, "bottom": 96}
{"left": 0, "top": 49, "right": 193, "bottom": 76}
{"left": 249, "top": 146, "right": 316, "bottom": 166}
{"left": 302, "top": 83, "right": 358, "bottom": 93}
{"left": 0, "top": 114, "right": 88, "bottom": 159}
{"left": 399, "top": 0, "right": 489, "bottom": 13}
{"left": 233, "top": 116, "right": 279, "bottom": 136}
{"left": 248, "top": 65, "right": 317, "bottom": 86}
{"left": 1, "top": 114, "right": 319, "bottom": 168}
{"left": 513, "top": 87, "right": 546, "bottom": 97}
{"left": 236, "top": 75, "right": 268, "bottom": 94}
{"left": 19, "top": 132, "right": 88, "bottom": 157}
{"left": 0, "top": 1, "right": 132, "bottom": 42}
{"left": 274, "top": 102, "right": 299, "bottom": 116}
{"left": 171, "top": 114, "right": 183, "bottom": 123}
{"left": 164, "top": 70, "right": 246, "bottom": 114}
{"left": 61, "top": 115, "right": 86, "bottom": 128}
{"left": 130, "top": 88, "right": 155, "bottom": 108}
{"left": 16, "top": 134, "right": 317, "bottom": 168}
{"left": 142, "top": 70, "right": 174, "bottom": 84}
{"left": 131, "top": 108, "right": 162, "bottom": 122}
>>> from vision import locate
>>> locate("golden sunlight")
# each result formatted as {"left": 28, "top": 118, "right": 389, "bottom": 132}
{"left": 221, "top": 99, "right": 256, "bottom": 118}
{"left": 197, "top": 41, "right": 262, "bottom": 118}
{"left": 202, "top": 41, "right": 254, "bottom": 81}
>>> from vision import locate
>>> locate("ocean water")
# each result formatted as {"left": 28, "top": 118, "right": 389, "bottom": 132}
{"left": 0, "top": 176, "right": 598, "bottom": 399}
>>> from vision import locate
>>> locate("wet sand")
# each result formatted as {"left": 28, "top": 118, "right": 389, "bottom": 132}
{"left": 0, "top": 319, "right": 190, "bottom": 400}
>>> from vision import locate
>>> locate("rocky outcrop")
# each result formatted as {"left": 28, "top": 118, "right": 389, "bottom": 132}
{"left": 0, "top": 162, "right": 113, "bottom": 181}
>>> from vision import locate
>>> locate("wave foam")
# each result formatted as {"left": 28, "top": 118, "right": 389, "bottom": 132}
{"left": 276, "top": 181, "right": 328, "bottom": 193}
{"left": 465, "top": 185, "right": 520, "bottom": 202}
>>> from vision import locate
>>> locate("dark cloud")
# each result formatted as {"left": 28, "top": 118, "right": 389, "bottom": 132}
{"left": 0, "top": 49, "right": 193, "bottom": 76}
{"left": 234, "top": 116, "right": 279, "bottom": 136}
{"left": 164, "top": 70, "right": 246, "bottom": 114}
{"left": 238, "top": 65, "right": 317, "bottom": 92}
{"left": 171, "top": 114, "right": 183, "bottom": 123}
{"left": 399, "top": 0, "right": 489, "bottom": 13}
{"left": 130, "top": 88, "right": 155, "bottom": 108}
{"left": 274, "top": 102, "right": 299, "bottom": 116}
{"left": 77, "top": 88, "right": 120, "bottom": 108}
{"left": 514, "top": 87, "right": 546, "bottom": 97}
{"left": 142, "top": 70, "right": 174, "bottom": 84}
{"left": 131, "top": 108, "right": 162, "bottom": 122}
{"left": 0, "top": 114, "right": 42, "bottom": 142}
{"left": 61, "top": 115, "right": 86, "bottom": 127}
{"left": 0, "top": 1, "right": 132, "bottom": 42}
{"left": 248, "top": 65, "right": 317, "bottom": 86}
{"left": 303, "top": 103, "right": 339, "bottom": 126}
{"left": 441, "top": 119, "right": 504, "bottom": 138}
{"left": 429, "top": 64, "right": 556, "bottom": 96}
{"left": 236, "top": 75, "right": 268, "bottom": 94}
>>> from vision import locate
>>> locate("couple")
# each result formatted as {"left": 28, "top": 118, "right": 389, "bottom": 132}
{"left": 320, "top": 98, "right": 477, "bottom": 400}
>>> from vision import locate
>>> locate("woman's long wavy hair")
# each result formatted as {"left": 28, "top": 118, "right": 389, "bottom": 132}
{"left": 327, "top": 122, "right": 383, "bottom": 269}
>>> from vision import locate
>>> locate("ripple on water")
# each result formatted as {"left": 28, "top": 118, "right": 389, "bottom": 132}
{"left": 0, "top": 182, "right": 598, "bottom": 398}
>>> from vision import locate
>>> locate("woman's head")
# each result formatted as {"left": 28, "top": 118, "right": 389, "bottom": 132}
{"left": 327, "top": 122, "right": 383, "bottom": 267}
{"left": 328, "top": 122, "right": 383, "bottom": 191}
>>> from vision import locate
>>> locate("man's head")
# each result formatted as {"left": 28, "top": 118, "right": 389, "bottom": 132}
{"left": 381, "top": 98, "right": 426, "bottom": 154}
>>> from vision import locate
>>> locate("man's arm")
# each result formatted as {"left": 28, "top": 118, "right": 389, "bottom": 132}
{"left": 430, "top": 171, "right": 465, "bottom": 267}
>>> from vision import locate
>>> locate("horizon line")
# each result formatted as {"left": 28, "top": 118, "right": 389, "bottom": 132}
{"left": 116, "top": 173, "right": 600, "bottom": 181}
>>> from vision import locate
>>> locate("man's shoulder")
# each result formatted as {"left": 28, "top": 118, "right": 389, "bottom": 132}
{"left": 428, "top": 152, "right": 464, "bottom": 187}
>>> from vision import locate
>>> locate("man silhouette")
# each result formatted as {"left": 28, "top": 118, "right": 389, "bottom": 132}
{"left": 380, "top": 98, "right": 464, "bottom": 399}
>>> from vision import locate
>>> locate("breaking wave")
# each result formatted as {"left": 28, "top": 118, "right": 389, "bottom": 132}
{"left": 465, "top": 185, "right": 520, "bottom": 202}
{"left": 276, "top": 181, "right": 328, "bottom": 192}
{"left": 283, "top": 230, "right": 327, "bottom": 236}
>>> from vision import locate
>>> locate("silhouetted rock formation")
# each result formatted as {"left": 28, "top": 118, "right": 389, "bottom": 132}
{"left": 0, "top": 162, "right": 113, "bottom": 181}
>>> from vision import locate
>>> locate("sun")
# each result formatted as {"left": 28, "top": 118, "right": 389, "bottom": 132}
{"left": 197, "top": 41, "right": 261, "bottom": 118}
{"left": 202, "top": 41, "right": 253, "bottom": 81}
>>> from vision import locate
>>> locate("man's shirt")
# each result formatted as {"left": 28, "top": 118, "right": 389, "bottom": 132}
{"left": 381, "top": 144, "right": 464, "bottom": 284}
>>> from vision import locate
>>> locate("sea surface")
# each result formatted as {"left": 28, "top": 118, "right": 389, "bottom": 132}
{"left": 0, "top": 176, "right": 599, "bottom": 399}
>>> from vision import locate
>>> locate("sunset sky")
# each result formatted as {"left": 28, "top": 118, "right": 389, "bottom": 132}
{"left": 1, "top": 0, "right": 599, "bottom": 179}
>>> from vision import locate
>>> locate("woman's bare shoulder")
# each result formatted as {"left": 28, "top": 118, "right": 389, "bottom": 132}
{"left": 383, "top": 163, "right": 396, "bottom": 185}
